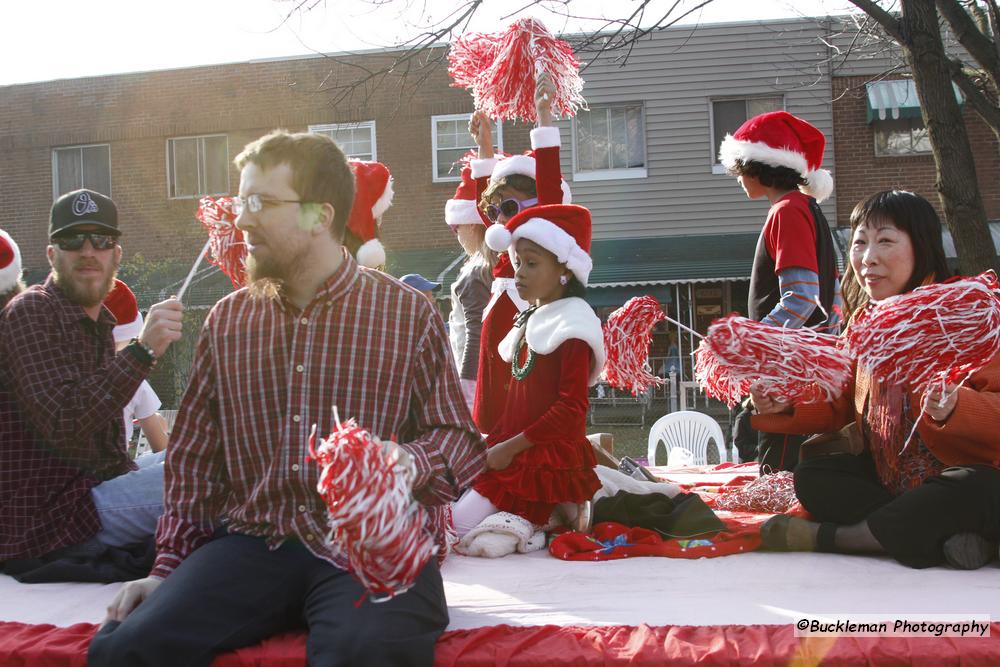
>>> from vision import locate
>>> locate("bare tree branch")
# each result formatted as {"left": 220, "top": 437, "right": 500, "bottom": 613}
{"left": 848, "top": 0, "right": 907, "bottom": 43}
{"left": 936, "top": 0, "right": 999, "bottom": 87}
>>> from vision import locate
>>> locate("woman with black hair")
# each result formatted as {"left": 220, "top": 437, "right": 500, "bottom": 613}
{"left": 752, "top": 190, "right": 1000, "bottom": 570}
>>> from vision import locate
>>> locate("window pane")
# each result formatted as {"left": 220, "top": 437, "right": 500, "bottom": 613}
{"left": 171, "top": 138, "right": 199, "bottom": 198}
{"left": 203, "top": 136, "right": 228, "bottom": 195}
{"left": 712, "top": 100, "right": 747, "bottom": 162}
{"left": 626, "top": 107, "right": 645, "bottom": 168}
{"left": 433, "top": 116, "right": 498, "bottom": 179}
{"left": 911, "top": 122, "right": 932, "bottom": 153}
{"left": 437, "top": 147, "right": 467, "bottom": 179}
{"left": 747, "top": 96, "right": 783, "bottom": 117}
{"left": 593, "top": 109, "right": 610, "bottom": 170}
{"left": 81, "top": 145, "right": 111, "bottom": 196}
{"left": 610, "top": 108, "right": 628, "bottom": 169}
{"left": 55, "top": 148, "right": 82, "bottom": 196}
{"left": 576, "top": 105, "right": 645, "bottom": 172}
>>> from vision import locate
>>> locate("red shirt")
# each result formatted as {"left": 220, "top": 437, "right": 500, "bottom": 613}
{"left": 763, "top": 191, "right": 819, "bottom": 274}
{"left": 153, "top": 253, "right": 486, "bottom": 578}
{"left": 0, "top": 277, "right": 149, "bottom": 559}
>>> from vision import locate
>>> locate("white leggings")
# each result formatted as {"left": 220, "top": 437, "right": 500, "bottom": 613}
{"left": 451, "top": 489, "right": 499, "bottom": 538}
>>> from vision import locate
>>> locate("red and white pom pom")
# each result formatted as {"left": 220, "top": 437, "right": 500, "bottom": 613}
{"left": 602, "top": 295, "right": 667, "bottom": 396}
{"left": 196, "top": 196, "right": 246, "bottom": 289}
{"left": 843, "top": 272, "right": 1000, "bottom": 393}
{"left": 694, "top": 315, "right": 853, "bottom": 408}
{"left": 308, "top": 416, "right": 436, "bottom": 602}
{"left": 448, "top": 18, "right": 585, "bottom": 122}
{"left": 714, "top": 471, "right": 797, "bottom": 514}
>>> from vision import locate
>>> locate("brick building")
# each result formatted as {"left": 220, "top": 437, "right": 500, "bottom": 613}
{"left": 831, "top": 75, "right": 1000, "bottom": 229}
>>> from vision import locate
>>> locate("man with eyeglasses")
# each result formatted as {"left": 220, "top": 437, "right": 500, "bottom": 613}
{"left": 90, "top": 130, "right": 485, "bottom": 667}
{"left": 0, "top": 188, "right": 183, "bottom": 569}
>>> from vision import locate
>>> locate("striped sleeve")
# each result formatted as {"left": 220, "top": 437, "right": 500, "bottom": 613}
{"left": 762, "top": 267, "right": 820, "bottom": 329}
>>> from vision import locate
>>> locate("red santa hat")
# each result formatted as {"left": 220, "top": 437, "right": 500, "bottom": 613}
{"left": 0, "top": 229, "right": 22, "bottom": 294}
{"left": 105, "top": 279, "right": 143, "bottom": 343}
{"left": 718, "top": 111, "right": 834, "bottom": 203}
{"left": 445, "top": 166, "right": 489, "bottom": 227}
{"left": 347, "top": 160, "right": 394, "bottom": 268}
{"left": 485, "top": 203, "right": 593, "bottom": 285}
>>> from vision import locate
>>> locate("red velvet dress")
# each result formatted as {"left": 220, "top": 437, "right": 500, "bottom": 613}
{"left": 473, "top": 254, "right": 520, "bottom": 434}
{"left": 473, "top": 337, "right": 601, "bottom": 525}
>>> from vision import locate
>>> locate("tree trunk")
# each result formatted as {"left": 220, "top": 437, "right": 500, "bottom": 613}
{"left": 902, "top": 0, "right": 998, "bottom": 274}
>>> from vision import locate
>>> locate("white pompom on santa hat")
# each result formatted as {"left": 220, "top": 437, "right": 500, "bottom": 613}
{"left": 445, "top": 166, "right": 489, "bottom": 228}
{"left": 0, "top": 229, "right": 22, "bottom": 294}
{"left": 347, "top": 160, "right": 394, "bottom": 268}
{"left": 485, "top": 203, "right": 593, "bottom": 286}
{"left": 104, "top": 278, "right": 144, "bottom": 343}
{"left": 718, "top": 110, "right": 834, "bottom": 203}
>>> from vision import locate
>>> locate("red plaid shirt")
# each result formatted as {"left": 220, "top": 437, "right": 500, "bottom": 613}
{"left": 0, "top": 276, "right": 149, "bottom": 560}
{"left": 153, "top": 253, "right": 486, "bottom": 578}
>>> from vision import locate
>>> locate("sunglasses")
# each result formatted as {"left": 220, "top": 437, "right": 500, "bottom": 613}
{"left": 232, "top": 194, "right": 305, "bottom": 216}
{"left": 486, "top": 197, "right": 538, "bottom": 222}
{"left": 51, "top": 232, "right": 118, "bottom": 251}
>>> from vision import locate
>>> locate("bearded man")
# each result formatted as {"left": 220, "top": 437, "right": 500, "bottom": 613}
{"left": 0, "top": 189, "right": 183, "bottom": 564}
{"left": 89, "top": 131, "right": 485, "bottom": 667}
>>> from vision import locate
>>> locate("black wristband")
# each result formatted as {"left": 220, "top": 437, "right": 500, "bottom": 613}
{"left": 127, "top": 338, "right": 157, "bottom": 367}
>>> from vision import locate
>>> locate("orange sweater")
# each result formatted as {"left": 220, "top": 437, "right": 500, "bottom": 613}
{"left": 752, "top": 353, "right": 1000, "bottom": 468}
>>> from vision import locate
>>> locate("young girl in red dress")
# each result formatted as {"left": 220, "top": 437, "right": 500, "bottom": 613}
{"left": 470, "top": 73, "right": 572, "bottom": 434}
{"left": 453, "top": 203, "right": 604, "bottom": 556}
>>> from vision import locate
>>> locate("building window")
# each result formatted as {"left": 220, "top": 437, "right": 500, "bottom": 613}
{"left": 874, "top": 117, "right": 932, "bottom": 156}
{"left": 52, "top": 144, "right": 111, "bottom": 199}
{"left": 432, "top": 114, "right": 503, "bottom": 182}
{"left": 167, "top": 135, "right": 229, "bottom": 199}
{"left": 710, "top": 96, "right": 784, "bottom": 173}
{"left": 573, "top": 104, "right": 647, "bottom": 181}
{"left": 310, "top": 121, "right": 377, "bottom": 160}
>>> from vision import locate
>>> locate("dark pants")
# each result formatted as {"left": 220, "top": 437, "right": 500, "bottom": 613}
{"left": 795, "top": 452, "right": 1000, "bottom": 568}
{"left": 757, "top": 430, "right": 803, "bottom": 473}
{"left": 88, "top": 534, "right": 448, "bottom": 667}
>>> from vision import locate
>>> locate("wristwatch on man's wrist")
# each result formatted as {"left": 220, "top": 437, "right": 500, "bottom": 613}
{"left": 128, "top": 337, "right": 157, "bottom": 367}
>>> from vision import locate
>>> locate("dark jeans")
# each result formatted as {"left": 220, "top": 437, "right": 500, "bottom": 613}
{"left": 795, "top": 452, "right": 1000, "bottom": 568}
{"left": 757, "top": 430, "right": 803, "bottom": 473}
{"left": 88, "top": 534, "right": 448, "bottom": 667}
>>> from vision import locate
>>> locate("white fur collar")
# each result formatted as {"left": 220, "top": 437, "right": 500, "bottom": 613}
{"left": 498, "top": 297, "right": 605, "bottom": 385}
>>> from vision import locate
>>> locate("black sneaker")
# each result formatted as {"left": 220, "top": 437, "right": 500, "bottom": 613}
{"left": 943, "top": 533, "right": 996, "bottom": 570}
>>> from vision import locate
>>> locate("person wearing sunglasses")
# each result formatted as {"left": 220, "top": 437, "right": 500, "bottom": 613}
{"left": 91, "top": 130, "right": 485, "bottom": 667}
{"left": 471, "top": 73, "right": 572, "bottom": 436}
{"left": 0, "top": 188, "right": 183, "bottom": 574}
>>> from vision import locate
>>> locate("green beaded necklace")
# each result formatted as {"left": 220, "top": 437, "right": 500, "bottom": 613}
{"left": 511, "top": 335, "right": 536, "bottom": 381}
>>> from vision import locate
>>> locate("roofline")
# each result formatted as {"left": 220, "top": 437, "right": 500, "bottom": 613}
{"left": 1, "top": 14, "right": 855, "bottom": 89}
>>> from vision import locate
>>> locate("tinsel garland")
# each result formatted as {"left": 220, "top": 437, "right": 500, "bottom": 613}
{"left": 714, "top": 471, "right": 797, "bottom": 514}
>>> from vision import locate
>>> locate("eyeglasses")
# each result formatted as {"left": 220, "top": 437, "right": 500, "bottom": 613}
{"left": 232, "top": 194, "right": 305, "bottom": 216}
{"left": 486, "top": 197, "right": 538, "bottom": 222}
{"left": 51, "top": 232, "right": 118, "bottom": 251}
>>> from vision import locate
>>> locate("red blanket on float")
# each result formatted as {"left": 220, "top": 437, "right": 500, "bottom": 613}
{"left": 3, "top": 620, "right": 999, "bottom": 666}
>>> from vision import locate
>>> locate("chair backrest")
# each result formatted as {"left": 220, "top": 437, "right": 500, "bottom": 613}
{"left": 134, "top": 409, "right": 179, "bottom": 458}
{"left": 647, "top": 411, "right": 727, "bottom": 466}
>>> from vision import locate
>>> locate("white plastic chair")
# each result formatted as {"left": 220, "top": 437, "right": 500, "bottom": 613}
{"left": 135, "top": 409, "right": 179, "bottom": 457}
{"left": 647, "top": 411, "right": 727, "bottom": 466}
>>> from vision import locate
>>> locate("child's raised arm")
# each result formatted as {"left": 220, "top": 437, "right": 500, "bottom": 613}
{"left": 535, "top": 71, "right": 555, "bottom": 128}
{"left": 469, "top": 110, "right": 495, "bottom": 159}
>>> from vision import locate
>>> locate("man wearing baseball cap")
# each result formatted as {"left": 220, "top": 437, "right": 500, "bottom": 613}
{"left": 400, "top": 272, "right": 442, "bottom": 303}
{"left": 0, "top": 189, "right": 184, "bottom": 569}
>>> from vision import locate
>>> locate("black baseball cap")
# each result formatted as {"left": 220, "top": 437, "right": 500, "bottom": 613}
{"left": 49, "top": 189, "right": 120, "bottom": 238}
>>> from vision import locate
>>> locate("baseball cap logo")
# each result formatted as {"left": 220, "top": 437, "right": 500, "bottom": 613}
{"left": 72, "top": 192, "right": 99, "bottom": 217}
